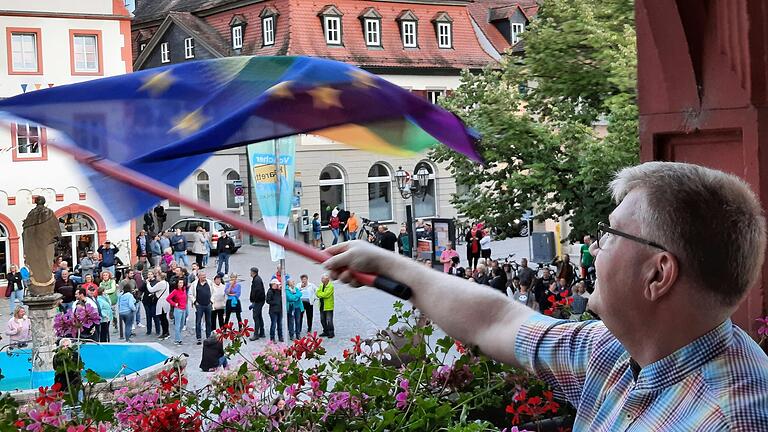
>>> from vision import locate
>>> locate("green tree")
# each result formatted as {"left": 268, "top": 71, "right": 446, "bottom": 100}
{"left": 432, "top": 0, "right": 638, "bottom": 242}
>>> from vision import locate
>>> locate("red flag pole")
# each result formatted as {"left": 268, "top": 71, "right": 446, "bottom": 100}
{"left": 49, "top": 141, "right": 386, "bottom": 289}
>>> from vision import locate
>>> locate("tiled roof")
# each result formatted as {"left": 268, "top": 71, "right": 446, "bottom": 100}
{"left": 133, "top": 0, "right": 234, "bottom": 24}
{"left": 283, "top": 0, "right": 496, "bottom": 70}
{"left": 467, "top": 0, "right": 538, "bottom": 55}
{"left": 168, "top": 11, "right": 231, "bottom": 56}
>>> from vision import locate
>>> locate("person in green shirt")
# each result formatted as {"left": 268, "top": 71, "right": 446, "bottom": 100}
{"left": 580, "top": 235, "right": 594, "bottom": 278}
{"left": 315, "top": 274, "right": 335, "bottom": 338}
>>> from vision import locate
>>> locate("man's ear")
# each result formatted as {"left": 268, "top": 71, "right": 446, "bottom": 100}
{"left": 644, "top": 252, "right": 678, "bottom": 301}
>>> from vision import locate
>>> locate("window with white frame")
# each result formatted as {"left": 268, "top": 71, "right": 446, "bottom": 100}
{"left": 511, "top": 23, "right": 525, "bottom": 44}
{"left": 427, "top": 90, "right": 444, "bottom": 105}
{"left": 412, "top": 162, "right": 437, "bottom": 218}
{"left": 367, "top": 163, "right": 393, "bottom": 221}
{"left": 364, "top": 19, "right": 380, "bottom": 47}
{"left": 10, "top": 32, "right": 39, "bottom": 72}
{"left": 324, "top": 16, "right": 341, "bottom": 45}
{"left": 73, "top": 34, "right": 99, "bottom": 73}
{"left": 160, "top": 42, "right": 170, "bottom": 63}
{"left": 319, "top": 165, "right": 345, "bottom": 225}
{"left": 184, "top": 37, "right": 195, "bottom": 59}
{"left": 13, "top": 123, "right": 43, "bottom": 157}
{"left": 196, "top": 171, "right": 210, "bottom": 203}
{"left": 232, "top": 25, "right": 243, "bottom": 49}
{"left": 401, "top": 21, "right": 417, "bottom": 48}
{"left": 263, "top": 16, "right": 275, "bottom": 45}
{"left": 437, "top": 22, "right": 451, "bottom": 48}
{"left": 225, "top": 170, "right": 241, "bottom": 209}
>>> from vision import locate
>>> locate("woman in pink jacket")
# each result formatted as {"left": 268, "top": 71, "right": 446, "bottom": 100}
{"left": 6, "top": 306, "right": 31, "bottom": 346}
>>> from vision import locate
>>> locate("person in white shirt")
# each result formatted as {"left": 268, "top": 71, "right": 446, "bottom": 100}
{"left": 148, "top": 271, "right": 171, "bottom": 340}
{"left": 210, "top": 274, "right": 227, "bottom": 330}
{"left": 299, "top": 274, "right": 318, "bottom": 335}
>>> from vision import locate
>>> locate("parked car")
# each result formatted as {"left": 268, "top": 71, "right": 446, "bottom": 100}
{"left": 166, "top": 217, "right": 242, "bottom": 254}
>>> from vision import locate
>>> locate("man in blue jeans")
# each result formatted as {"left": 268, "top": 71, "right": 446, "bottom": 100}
{"left": 189, "top": 271, "right": 213, "bottom": 345}
{"left": 216, "top": 231, "right": 235, "bottom": 275}
{"left": 170, "top": 228, "right": 189, "bottom": 267}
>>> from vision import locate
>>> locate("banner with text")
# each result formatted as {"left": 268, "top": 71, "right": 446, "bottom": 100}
{"left": 247, "top": 136, "right": 296, "bottom": 261}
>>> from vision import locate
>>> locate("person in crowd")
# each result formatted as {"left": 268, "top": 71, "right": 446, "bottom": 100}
{"left": 211, "top": 274, "right": 227, "bottom": 331}
{"left": 439, "top": 242, "right": 459, "bottom": 273}
{"left": 315, "top": 274, "right": 335, "bottom": 339}
{"left": 248, "top": 267, "right": 265, "bottom": 341}
{"left": 225, "top": 273, "right": 243, "bottom": 330}
{"left": 465, "top": 224, "right": 482, "bottom": 270}
{"left": 99, "top": 270, "right": 118, "bottom": 332}
{"left": 311, "top": 213, "right": 322, "bottom": 249}
{"left": 473, "top": 264, "right": 490, "bottom": 285}
{"left": 532, "top": 268, "right": 555, "bottom": 306}
{"left": 158, "top": 232, "right": 171, "bottom": 254}
{"left": 191, "top": 226, "right": 208, "bottom": 268}
{"left": 338, "top": 207, "right": 349, "bottom": 242}
{"left": 285, "top": 279, "right": 304, "bottom": 340}
{"left": 377, "top": 225, "right": 397, "bottom": 252}
{"left": 53, "top": 338, "right": 81, "bottom": 401}
{"left": 479, "top": 226, "right": 492, "bottom": 260}
{"left": 142, "top": 270, "right": 161, "bottom": 336}
{"left": 55, "top": 269, "right": 77, "bottom": 313}
{"left": 161, "top": 248, "right": 174, "bottom": 271}
{"left": 73, "top": 288, "right": 99, "bottom": 340}
{"left": 329, "top": 208, "right": 341, "bottom": 245}
{"left": 148, "top": 271, "right": 170, "bottom": 340}
{"left": 117, "top": 284, "right": 137, "bottom": 342}
{"left": 132, "top": 265, "right": 146, "bottom": 329}
{"left": 6, "top": 306, "right": 30, "bottom": 347}
{"left": 200, "top": 335, "right": 227, "bottom": 372}
{"left": 149, "top": 234, "right": 163, "bottom": 268}
{"left": 187, "top": 262, "right": 200, "bottom": 285}
{"left": 570, "top": 282, "right": 589, "bottom": 318}
{"left": 489, "top": 267, "right": 507, "bottom": 294}
{"left": 96, "top": 286, "right": 113, "bottom": 342}
{"left": 6, "top": 264, "right": 24, "bottom": 315}
{"left": 97, "top": 240, "right": 119, "bottom": 276}
{"left": 189, "top": 271, "right": 213, "bottom": 345}
{"left": 203, "top": 229, "right": 212, "bottom": 268}
{"left": 216, "top": 231, "right": 236, "bottom": 275}
{"left": 154, "top": 205, "right": 167, "bottom": 232}
{"left": 143, "top": 211, "right": 155, "bottom": 233}
{"left": 299, "top": 274, "right": 317, "bottom": 335}
{"left": 79, "top": 250, "right": 98, "bottom": 279}
{"left": 346, "top": 212, "right": 359, "bottom": 240}
{"left": 166, "top": 278, "right": 188, "bottom": 345}
{"left": 266, "top": 279, "right": 284, "bottom": 342}
{"left": 170, "top": 228, "right": 189, "bottom": 267}
{"left": 506, "top": 276, "right": 521, "bottom": 298}
{"left": 54, "top": 260, "right": 68, "bottom": 281}
{"left": 555, "top": 254, "right": 576, "bottom": 287}
{"left": 118, "top": 269, "right": 138, "bottom": 338}
{"left": 512, "top": 281, "right": 538, "bottom": 311}
{"left": 397, "top": 225, "right": 411, "bottom": 257}
{"left": 136, "top": 229, "right": 151, "bottom": 267}
{"left": 580, "top": 234, "right": 594, "bottom": 279}
{"left": 516, "top": 258, "right": 536, "bottom": 289}
{"left": 272, "top": 264, "right": 290, "bottom": 284}
{"left": 447, "top": 256, "right": 462, "bottom": 276}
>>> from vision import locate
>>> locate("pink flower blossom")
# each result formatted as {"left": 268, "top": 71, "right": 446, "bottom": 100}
{"left": 756, "top": 316, "right": 768, "bottom": 337}
{"left": 395, "top": 378, "right": 409, "bottom": 410}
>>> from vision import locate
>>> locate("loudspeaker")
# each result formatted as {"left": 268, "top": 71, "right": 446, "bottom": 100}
{"left": 531, "top": 232, "right": 556, "bottom": 263}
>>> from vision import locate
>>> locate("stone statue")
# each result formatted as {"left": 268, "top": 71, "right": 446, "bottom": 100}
{"left": 22, "top": 196, "right": 60, "bottom": 296}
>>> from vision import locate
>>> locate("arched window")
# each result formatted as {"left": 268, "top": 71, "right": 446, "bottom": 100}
{"left": 196, "top": 171, "right": 210, "bottom": 203}
{"left": 225, "top": 170, "right": 241, "bottom": 209}
{"left": 0, "top": 223, "right": 8, "bottom": 280}
{"left": 319, "top": 165, "right": 345, "bottom": 225}
{"left": 412, "top": 162, "right": 436, "bottom": 218}
{"left": 56, "top": 213, "right": 97, "bottom": 266}
{"left": 367, "top": 163, "right": 392, "bottom": 221}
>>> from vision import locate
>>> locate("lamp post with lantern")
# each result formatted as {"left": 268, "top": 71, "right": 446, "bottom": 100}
{"left": 393, "top": 166, "right": 431, "bottom": 256}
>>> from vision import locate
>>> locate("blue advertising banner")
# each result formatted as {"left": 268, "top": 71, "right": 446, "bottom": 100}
{"left": 247, "top": 136, "right": 296, "bottom": 261}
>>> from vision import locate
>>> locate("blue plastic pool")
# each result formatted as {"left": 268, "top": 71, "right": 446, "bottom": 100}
{"left": 0, "top": 344, "right": 169, "bottom": 391}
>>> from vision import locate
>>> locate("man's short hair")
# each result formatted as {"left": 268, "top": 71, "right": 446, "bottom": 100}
{"left": 611, "top": 162, "right": 766, "bottom": 306}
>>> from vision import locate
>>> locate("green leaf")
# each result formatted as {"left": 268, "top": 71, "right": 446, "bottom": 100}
{"left": 84, "top": 368, "right": 105, "bottom": 384}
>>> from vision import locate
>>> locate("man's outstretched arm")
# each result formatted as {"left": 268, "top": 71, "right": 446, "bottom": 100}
{"left": 323, "top": 241, "right": 535, "bottom": 366}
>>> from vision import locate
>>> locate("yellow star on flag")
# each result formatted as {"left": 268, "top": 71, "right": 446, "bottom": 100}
{"left": 348, "top": 70, "right": 377, "bottom": 89}
{"left": 139, "top": 70, "right": 176, "bottom": 96}
{"left": 308, "top": 86, "right": 343, "bottom": 109}
{"left": 267, "top": 81, "right": 294, "bottom": 99}
{"left": 169, "top": 109, "right": 208, "bottom": 136}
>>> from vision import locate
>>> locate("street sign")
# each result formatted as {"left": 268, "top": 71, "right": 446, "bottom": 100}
{"left": 233, "top": 186, "right": 244, "bottom": 196}
{"left": 522, "top": 210, "right": 533, "bottom": 221}
{"left": 234, "top": 195, "right": 245, "bottom": 204}
{"left": 233, "top": 180, "right": 243, "bottom": 187}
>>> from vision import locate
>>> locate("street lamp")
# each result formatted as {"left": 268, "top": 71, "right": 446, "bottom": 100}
{"left": 394, "top": 166, "right": 430, "bottom": 199}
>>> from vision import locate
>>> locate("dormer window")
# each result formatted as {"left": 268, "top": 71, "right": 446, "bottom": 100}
{"left": 260, "top": 6, "right": 279, "bottom": 47}
{"left": 511, "top": 22, "right": 525, "bottom": 44}
{"left": 160, "top": 42, "right": 170, "bottom": 63}
{"left": 397, "top": 10, "right": 419, "bottom": 48}
{"left": 319, "top": 5, "right": 343, "bottom": 46}
{"left": 359, "top": 8, "right": 382, "bottom": 47}
{"left": 229, "top": 14, "right": 248, "bottom": 50}
{"left": 432, "top": 12, "right": 453, "bottom": 49}
{"left": 184, "top": 37, "right": 195, "bottom": 59}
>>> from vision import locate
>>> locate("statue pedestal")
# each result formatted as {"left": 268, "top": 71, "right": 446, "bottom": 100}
{"left": 25, "top": 293, "right": 62, "bottom": 372}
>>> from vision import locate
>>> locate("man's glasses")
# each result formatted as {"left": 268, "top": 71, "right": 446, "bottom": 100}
{"left": 596, "top": 222, "right": 668, "bottom": 251}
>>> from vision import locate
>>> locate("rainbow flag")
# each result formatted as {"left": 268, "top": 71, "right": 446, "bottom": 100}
{"left": 0, "top": 56, "right": 481, "bottom": 222}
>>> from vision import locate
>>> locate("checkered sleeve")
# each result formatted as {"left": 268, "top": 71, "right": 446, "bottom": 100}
{"left": 515, "top": 315, "right": 609, "bottom": 407}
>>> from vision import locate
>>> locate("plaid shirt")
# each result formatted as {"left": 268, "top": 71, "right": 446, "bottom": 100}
{"left": 515, "top": 315, "right": 768, "bottom": 431}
